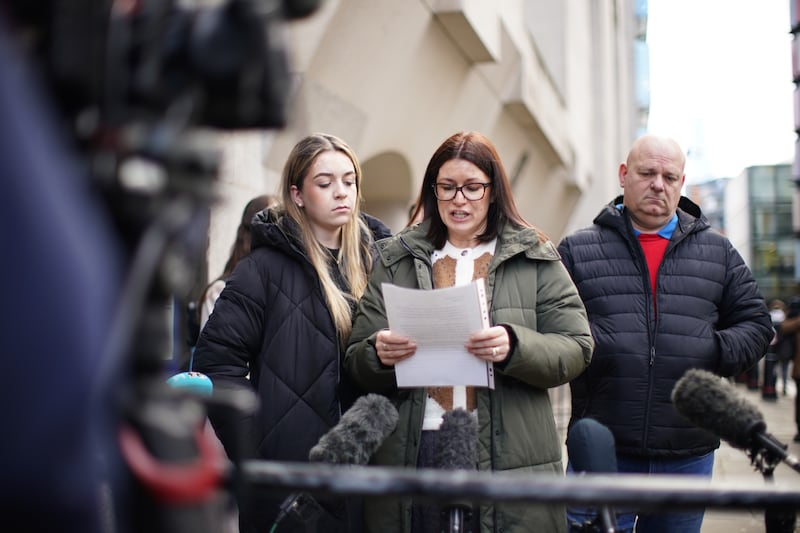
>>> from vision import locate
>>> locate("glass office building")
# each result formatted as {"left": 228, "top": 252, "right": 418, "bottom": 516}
{"left": 729, "top": 164, "right": 796, "bottom": 302}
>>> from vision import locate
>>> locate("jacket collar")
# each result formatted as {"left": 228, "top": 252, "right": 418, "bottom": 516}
{"left": 251, "top": 207, "right": 389, "bottom": 253}
{"left": 251, "top": 207, "right": 304, "bottom": 252}
{"left": 597, "top": 195, "right": 709, "bottom": 238}
{"left": 375, "top": 218, "right": 559, "bottom": 268}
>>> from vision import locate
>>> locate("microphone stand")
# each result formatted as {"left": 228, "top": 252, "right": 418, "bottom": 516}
{"left": 105, "top": 126, "right": 230, "bottom": 533}
{"left": 746, "top": 431, "right": 798, "bottom": 533}
{"left": 599, "top": 507, "right": 617, "bottom": 533}
{"left": 751, "top": 432, "right": 800, "bottom": 474}
{"left": 274, "top": 492, "right": 325, "bottom": 533}
{"left": 444, "top": 504, "right": 471, "bottom": 533}
{"left": 570, "top": 505, "right": 616, "bottom": 533}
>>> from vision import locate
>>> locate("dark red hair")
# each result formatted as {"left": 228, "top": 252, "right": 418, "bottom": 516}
{"left": 419, "top": 131, "right": 530, "bottom": 249}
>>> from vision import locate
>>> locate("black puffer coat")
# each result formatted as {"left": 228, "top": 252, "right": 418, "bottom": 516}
{"left": 193, "top": 208, "right": 390, "bottom": 533}
{"left": 557, "top": 196, "right": 772, "bottom": 458}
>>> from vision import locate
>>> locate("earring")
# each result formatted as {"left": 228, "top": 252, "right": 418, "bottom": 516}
{"left": 297, "top": 203, "right": 303, "bottom": 208}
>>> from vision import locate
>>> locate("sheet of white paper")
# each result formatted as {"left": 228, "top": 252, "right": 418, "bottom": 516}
{"left": 382, "top": 280, "right": 494, "bottom": 388}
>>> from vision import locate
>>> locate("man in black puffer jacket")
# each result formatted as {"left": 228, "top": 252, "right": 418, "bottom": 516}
{"left": 557, "top": 134, "right": 773, "bottom": 533}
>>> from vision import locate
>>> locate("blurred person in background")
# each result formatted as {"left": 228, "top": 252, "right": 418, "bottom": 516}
{"left": 762, "top": 299, "right": 791, "bottom": 400}
{"left": 198, "top": 194, "right": 279, "bottom": 332}
{"left": 779, "top": 296, "right": 800, "bottom": 442}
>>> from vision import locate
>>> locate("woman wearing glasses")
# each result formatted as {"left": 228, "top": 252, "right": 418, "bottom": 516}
{"left": 345, "top": 131, "right": 593, "bottom": 533}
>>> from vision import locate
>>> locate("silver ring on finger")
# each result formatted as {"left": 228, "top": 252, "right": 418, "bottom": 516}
{"left": 492, "top": 347, "right": 498, "bottom": 357}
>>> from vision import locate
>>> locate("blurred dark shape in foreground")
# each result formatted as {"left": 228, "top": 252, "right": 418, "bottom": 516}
{"left": 0, "top": 1, "right": 320, "bottom": 531}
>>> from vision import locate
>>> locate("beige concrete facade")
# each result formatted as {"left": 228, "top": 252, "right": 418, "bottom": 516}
{"left": 203, "top": 0, "right": 639, "bottom": 285}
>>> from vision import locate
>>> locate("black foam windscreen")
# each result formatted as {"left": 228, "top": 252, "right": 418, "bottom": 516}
{"left": 434, "top": 408, "right": 479, "bottom": 471}
{"left": 308, "top": 393, "right": 398, "bottom": 465}
{"left": 567, "top": 418, "right": 617, "bottom": 474}
{"left": 672, "top": 368, "right": 766, "bottom": 450}
{"left": 281, "top": 0, "right": 323, "bottom": 20}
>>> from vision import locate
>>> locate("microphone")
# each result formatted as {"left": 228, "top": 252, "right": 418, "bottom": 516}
{"left": 166, "top": 371, "right": 213, "bottom": 397}
{"left": 567, "top": 418, "right": 618, "bottom": 533}
{"left": 308, "top": 393, "right": 399, "bottom": 464}
{"left": 274, "top": 394, "right": 399, "bottom": 530}
{"left": 281, "top": 0, "right": 324, "bottom": 20}
{"left": 568, "top": 418, "right": 617, "bottom": 474}
{"left": 434, "top": 408, "right": 479, "bottom": 533}
{"left": 672, "top": 369, "right": 800, "bottom": 474}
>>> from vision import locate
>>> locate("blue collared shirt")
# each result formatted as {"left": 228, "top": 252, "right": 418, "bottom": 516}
{"left": 616, "top": 204, "right": 677, "bottom": 239}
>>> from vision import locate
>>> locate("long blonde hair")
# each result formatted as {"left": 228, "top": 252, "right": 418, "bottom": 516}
{"left": 280, "top": 133, "right": 372, "bottom": 344}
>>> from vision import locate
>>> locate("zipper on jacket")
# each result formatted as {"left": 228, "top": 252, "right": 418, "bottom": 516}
{"left": 625, "top": 223, "right": 658, "bottom": 454}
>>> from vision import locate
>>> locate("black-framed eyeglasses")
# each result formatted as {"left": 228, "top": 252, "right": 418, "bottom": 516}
{"left": 433, "top": 182, "right": 492, "bottom": 201}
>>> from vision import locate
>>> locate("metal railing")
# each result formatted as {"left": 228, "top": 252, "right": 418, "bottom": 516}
{"left": 238, "top": 460, "right": 800, "bottom": 512}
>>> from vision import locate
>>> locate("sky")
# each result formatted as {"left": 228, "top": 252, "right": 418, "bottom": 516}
{"left": 646, "top": 0, "right": 796, "bottom": 182}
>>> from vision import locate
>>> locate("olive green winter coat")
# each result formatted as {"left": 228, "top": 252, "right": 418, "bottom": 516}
{"left": 345, "top": 220, "right": 594, "bottom": 533}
